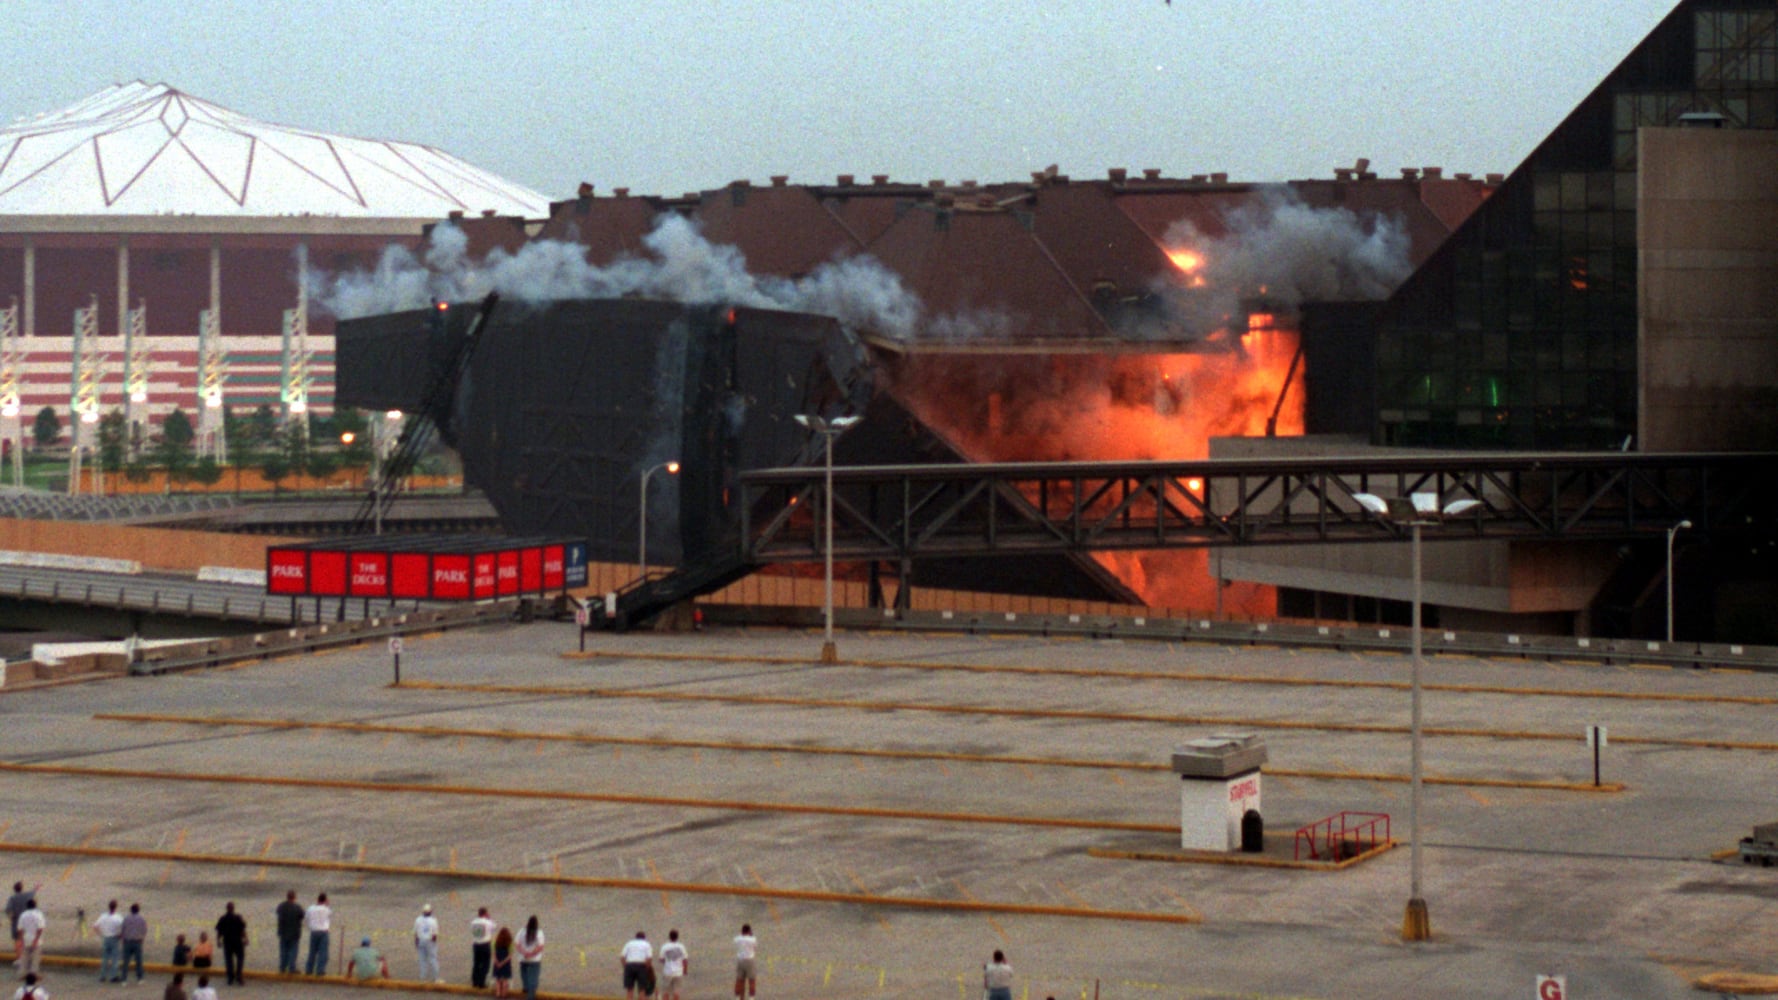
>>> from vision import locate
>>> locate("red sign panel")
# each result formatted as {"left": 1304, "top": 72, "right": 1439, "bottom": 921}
{"left": 542, "top": 545, "right": 564, "bottom": 589}
{"left": 472, "top": 553, "right": 497, "bottom": 600}
{"left": 349, "top": 552, "right": 390, "bottom": 597}
{"left": 267, "top": 549, "right": 308, "bottom": 595}
{"left": 432, "top": 555, "right": 470, "bottom": 600}
{"left": 310, "top": 550, "right": 348, "bottom": 597}
{"left": 496, "top": 549, "right": 520, "bottom": 596}
{"left": 391, "top": 553, "right": 431, "bottom": 599}
{"left": 519, "top": 546, "right": 542, "bottom": 592}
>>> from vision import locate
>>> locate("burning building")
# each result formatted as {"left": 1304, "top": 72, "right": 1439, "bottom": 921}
{"left": 336, "top": 167, "right": 1493, "bottom": 613}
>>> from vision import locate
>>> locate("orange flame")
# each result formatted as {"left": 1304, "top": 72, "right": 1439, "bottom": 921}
{"left": 888, "top": 320, "right": 1305, "bottom": 615}
{"left": 1166, "top": 247, "right": 1208, "bottom": 288}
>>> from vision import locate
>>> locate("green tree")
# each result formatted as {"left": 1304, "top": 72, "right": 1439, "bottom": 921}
{"left": 32, "top": 406, "right": 60, "bottom": 449}
{"left": 248, "top": 405, "right": 278, "bottom": 447}
{"left": 151, "top": 418, "right": 194, "bottom": 484}
{"left": 259, "top": 450, "right": 290, "bottom": 493}
{"left": 305, "top": 448, "right": 339, "bottom": 482}
{"left": 97, "top": 410, "right": 128, "bottom": 474}
{"left": 161, "top": 407, "right": 195, "bottom": 447}
{"left": 123, "top": 459, "right": 152, "bottom": 484}
{"left": 189, "top": 454, "right": 224, "bottom": 487}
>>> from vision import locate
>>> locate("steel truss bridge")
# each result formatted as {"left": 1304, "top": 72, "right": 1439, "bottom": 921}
{"left": 739, "top": 452, "right": 1778, "bottom": 563}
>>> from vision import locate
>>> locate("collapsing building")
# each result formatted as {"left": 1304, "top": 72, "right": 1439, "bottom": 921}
{"left": 337, "top": 166, "right": 1493, "bottom": 614}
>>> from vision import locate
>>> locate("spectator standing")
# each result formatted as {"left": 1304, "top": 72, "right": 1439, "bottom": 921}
{"left": 15, "top": 900, "right": 45, "bottom": 977}
{"left": 92, "top": 899, "right": 124, "bottom": 983}
{"left": 120, "top": 906, "right": 149, "bottom": 982}
{"left": 515, "top": 917, "right": 544, "bottom": 1000}
{"left": 302, "top": 893, "right": 332, "bottom": 977}
{"left": 658, "top": 930, "right": 688, "bottom": 1000}
{"left": 162, "top": 973, "right": 186, "bottom": 1000}
{"left": 491, "top": 927, "right": 513, "bottom": 1000}
{"left": 732, "top": 924, "right": 758, "bottom": 1000}
{"left": 468, "top": 907, "right": 496, "bottom": 988}
{"left": 214, "top": 902, "right": 247, "bottom": 986}
{"left": 413, "top": 904, "right": 440, "bottom": 983}
{"left": 190, "top": 932, "right": 214, "bottom": 970}
{"left": 11, "top": 973, "right": 44, "bottom": 1000}
{"left": 620, "top": 931, "right": 652, "bottom": 1000}
{"left": 983, "top": 951, "right": 1014, "bottom": 1000}
{"left": 189, "top": 976, "right": 216, "bottom": 1000}
{"left": 273, "top": 892, "right": 304, "bottom": 975}
{"left": 346, "top": 938, "right": 387, "bottom": 981}
{"left": 5, "top": 882, "right": 37, "bottom": 958}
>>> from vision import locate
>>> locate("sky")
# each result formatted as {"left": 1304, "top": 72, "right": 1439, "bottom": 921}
{"left": 0, "top": 0, "right": 1683, "bottom": 205}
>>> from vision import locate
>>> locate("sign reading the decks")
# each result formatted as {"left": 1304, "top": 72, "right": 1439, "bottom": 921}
{"left": 265, "top": 534, "right": 584, "bottom": 603}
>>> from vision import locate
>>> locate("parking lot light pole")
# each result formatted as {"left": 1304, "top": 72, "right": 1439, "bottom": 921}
{"left": 1666, "top": 519, "right": 1692, "bottom": 644}
{"left": 795, "top": 413, "right": 861, "bottom": 664}
{"left": 1354, "top": 491, "right": 1480, "bottom": 942}
{"left": 638, "top": 461, "right": 680, "bottom": 582}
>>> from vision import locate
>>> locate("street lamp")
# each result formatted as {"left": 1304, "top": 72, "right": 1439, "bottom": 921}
{"left": 1353, "top": 491, "right": 1480, "bottom": 942}
{"left": 1665, "top": 519, "right": 1692, "bottom": 644}
{"left": 638, "top": 460, "right": 680, "bottom": 582}
{"left": 795, "top": 413, "right": 861, "bottom": 664}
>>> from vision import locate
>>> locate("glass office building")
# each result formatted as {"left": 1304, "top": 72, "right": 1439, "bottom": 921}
{"left": 1375, "top": 1, "right": 1778, "bottom": 449}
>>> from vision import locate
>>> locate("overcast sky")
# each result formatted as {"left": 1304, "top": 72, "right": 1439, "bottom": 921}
{"left": 1, "top": 0, "right": 1681, "bottom": 204}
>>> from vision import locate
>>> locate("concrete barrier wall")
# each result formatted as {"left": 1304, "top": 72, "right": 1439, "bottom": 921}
{"left": 0, "top": 519, "right": 298, "bottom": 574}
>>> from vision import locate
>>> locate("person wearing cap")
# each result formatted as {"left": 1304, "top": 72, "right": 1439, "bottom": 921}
{"left": 346, "top": 938, "right": 388, "bottom": 981}
{"left": 413, "top": 904, "right": 441, "bottom": 983}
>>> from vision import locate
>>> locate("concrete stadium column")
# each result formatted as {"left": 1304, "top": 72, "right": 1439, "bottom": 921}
{"left": 21, "top": 237, "right": 33, "bottom": 337}
{"left": 117, "top": 238, "right": 130, "bottom": 337}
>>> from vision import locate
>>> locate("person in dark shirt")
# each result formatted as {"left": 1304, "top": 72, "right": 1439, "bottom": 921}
{"left": 274, "top": 891, "right": 305, "bottom": 975}
{"left": 163, "top": 972, "right": 187, "bottom": 1000}
{"left": 215, "top": 902, "right": 248, "bottom": 985}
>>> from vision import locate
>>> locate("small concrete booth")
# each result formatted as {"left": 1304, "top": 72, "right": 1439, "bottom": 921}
{"left": 1172, "top": 733, "right": 1268, "bottom": 852}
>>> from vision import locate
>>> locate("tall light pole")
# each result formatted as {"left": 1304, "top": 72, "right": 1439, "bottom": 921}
{"left": 638, "top": 461, "right": 680, "bottom": 582}
{"left": 795, "top": 413, "right": 860, "bottom": 664}
{"left": 1354, "top": 491, "right": 1479, "bottom": 942}
{"left": 1665, "top": 519, "right": 1692, "bottom": 644}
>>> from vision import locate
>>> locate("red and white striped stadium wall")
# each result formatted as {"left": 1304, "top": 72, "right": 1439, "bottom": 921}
{"left": 0, "top": 219, "right": 425, "bottom": 437}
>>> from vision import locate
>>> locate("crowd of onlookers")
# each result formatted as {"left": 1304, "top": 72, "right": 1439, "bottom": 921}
{"left": 5, "top": 879, "right": 783, "bottom": 1000}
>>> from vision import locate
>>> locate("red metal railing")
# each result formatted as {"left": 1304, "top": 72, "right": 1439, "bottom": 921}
{"left": 1294, "top": 811, "right": 1391, "bottom": 861}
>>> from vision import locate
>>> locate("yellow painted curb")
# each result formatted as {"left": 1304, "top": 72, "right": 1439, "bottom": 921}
{"left": 3, "top": 952, "right": 606, "bottom": 999}
{"left": 94, "top": 713, "right": 1623, "bottom": 793}
{"left": 0, "top": 761, "right": 1176, "bottom": 834}
{"left": 563, "top": 650, "right": 1778, "bottom": 705}
{"left": 1088, "top": 840, "right": 1395, "bottom": 871}
{"left": 0, "top": 840, "right": 1197, "bottom": 926}
{"left": 400, "top": 680, "right": 1778, "bottom": 751}
{"left": 1695, "top": 971, "right": 1778, "bottom": 994}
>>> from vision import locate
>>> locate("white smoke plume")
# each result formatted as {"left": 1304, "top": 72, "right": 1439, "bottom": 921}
{"left": 310, "top": 215, "right": 925, "bottom": 340}
{"left": 1155, "top": 186, "right": 1413, "bottom": 336}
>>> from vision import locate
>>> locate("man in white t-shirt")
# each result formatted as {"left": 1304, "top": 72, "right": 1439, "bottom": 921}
{"left": 413, "top": 904, "right": 441, "bottom": 982}
{"left": 303, "top": 893, "right": 333, "bottom": 976}
{"left": 468, "top": 907, "right": 496, "bottom": 988}
{"left": 92, "top": 899, "right": 124, "bottom": 983}
{"left": 658, "top": 929, "right": 688, "bottom": 1000}
{"left": 732, "top": 924, "right": 757, "bottom": 999}
{"left": 619, "top": 931, "right": 653, "bottom": 999}
{"left": 14, "top": 901, "right": 45, "bottom": 977}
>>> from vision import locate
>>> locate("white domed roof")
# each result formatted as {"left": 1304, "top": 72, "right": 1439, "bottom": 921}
{"left": 0, "top": 82, "right": 551, "bottom": 218}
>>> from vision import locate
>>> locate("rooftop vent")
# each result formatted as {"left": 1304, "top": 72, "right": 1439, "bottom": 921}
{"left": 1484, "top": 173, "right": 1505, "bottom": 185}
{"left": 871, "top": 174, "right": 889, "bottom": 185}
{"left": 448, "top": 210, "right": 464, "bottom": 220}
{"left": 480, "top": 209, "right": 496, "bottom": 217}
{"left": 1108, "top": 167, "right": 1127, "bottom": 182}
{"left": 770, "top": 175, "right": 788, "bottom": 187}
{"left": 837, "top": 174, "right": 855, "bottom": 186}
{"left": 729, "top": 179, "right": 752, "bottom": 188}
{"left": 1401, "top": 168, "right": 1420, "bottom": 181}
{"left": 576, "top": 182, "right": 594, "bottom": 198}
{"left": 1455, "top": 172, "right": 1473, "bottom": 181}
{"left": 1422, "top": 166, "right": 1443, "bottom": 180}
{"left": 613, "top": 187, "right": 630, "bottom": 197}
{"left": 1334, "top": 168, "right": 1353, "bottom": 181}
{"left": 1209, "top": 172, "right": 1228, "bottom": 184}
{"left": 1142, "top": 168, "right": 1162, "bottom": 181}
{"left": 928, "top": 179, "right": 946, "bottom": 189}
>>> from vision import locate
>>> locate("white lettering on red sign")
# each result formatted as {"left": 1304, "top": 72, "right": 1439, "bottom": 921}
{"left": 1229, "top": 778, "right": 1259, "bottom": 803}
{"left": 270, "top": 564, "right": 304, "bottom": 579}
{"left": 498, "top": 564, "right": 518, "bottom": 581}
{"left": 544, "top": 556, "right": 563, "bottom": 573}
{"left": 434, "top": 568, "right": 468, "bottom": 585}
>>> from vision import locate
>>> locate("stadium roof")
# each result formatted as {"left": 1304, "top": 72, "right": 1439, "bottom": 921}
{"left": 0, "top": 82, "right": 551, "bottom": 219}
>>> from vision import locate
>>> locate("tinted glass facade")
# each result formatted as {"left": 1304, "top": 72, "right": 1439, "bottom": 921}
{"left": 1375, "top": 1, "right": 1778, "bottom": 449}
